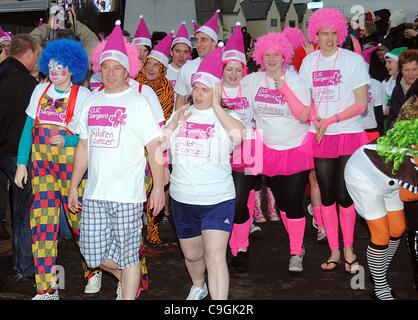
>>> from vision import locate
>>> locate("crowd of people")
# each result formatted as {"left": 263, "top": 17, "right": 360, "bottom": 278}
{"left": 0, "top": 4, "right": 417, "bottom": 301}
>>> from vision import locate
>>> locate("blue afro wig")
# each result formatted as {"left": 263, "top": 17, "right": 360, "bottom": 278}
{"left": 39, "top": 39, "right": 89, "bottom": 83}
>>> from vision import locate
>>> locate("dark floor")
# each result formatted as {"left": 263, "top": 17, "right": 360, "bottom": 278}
{"left": 0, "top": 205, "right": 417, "bottom": 300}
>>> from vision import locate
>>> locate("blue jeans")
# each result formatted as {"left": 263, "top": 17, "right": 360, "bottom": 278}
{"left": 0, "top": 154, "right": 34, "bottom": 277}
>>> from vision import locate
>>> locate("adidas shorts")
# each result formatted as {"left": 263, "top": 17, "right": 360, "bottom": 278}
{"left": 171, "top": 199, "right": 235, "bottom": 239}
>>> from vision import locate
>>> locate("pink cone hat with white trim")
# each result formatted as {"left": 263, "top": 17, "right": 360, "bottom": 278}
{"left": 0, "top": 28, "right": 12, "bottom": 43}
{"left": 191, "top": 20, "right": 200, "bottom": 33}
{"left": 132, "top": 15, "right": 152, "bottom": 48}
{"left": 172, "top": 22, "right": 191, "bottom": 49}
{"left": 222, "top": 22, "right": 246, "bottom": 65}
{"left": 99, "top": 20, "right": 130, "bottom": 72}
{"left": 148, "top": 31, "right": 174, "bottom": 67}
{"left": 196, "top": 9, "right": 220, "bottom": 42}
{"left": 38, "top": 18, "right": 44, "bottom": 27}
{"left": 192, "top": 42, "right": 224, "bottom": 89}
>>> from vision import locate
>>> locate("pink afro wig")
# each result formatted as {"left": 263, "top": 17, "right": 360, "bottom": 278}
{"left": 253, "top": 32, "right": 294, "bottom": 69}
{"left": 91, "top": 38, "right": 141, "bottom": 78}
{"left": 282, "top": 27, "right": 305, "bottom": 50}
{"left": 307, "top": 8, "right": 348, "bottom": 46}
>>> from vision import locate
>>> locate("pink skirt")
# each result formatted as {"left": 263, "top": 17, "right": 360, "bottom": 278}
{"left": 262, "top": 143, "right": 314, "bottom": 177}
{"left": 300, "top": 131, "right": 368, "bottom": 159}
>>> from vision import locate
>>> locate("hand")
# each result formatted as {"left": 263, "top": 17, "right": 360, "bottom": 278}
{"left": 315, "top": 116, "right": 334, "bottom": 144}
{"left": 68, "top": 187, "right": 82, "bottom": 213}
{"left": 164, "top": 167, "right": 170, "bottom": 186}
{"left": 173, "top": 103, "right": 191, "bottom": 126}
{"left": 14, "top": 165, "right": 28, "bottom": 189}
{"left": 404, "top": 29, "right": 418, "bottom": 38}
{"left": 50, "top": 135, "right": 65, "bottom": 147}
{"left": 212, "top": 84, "right": 222, "bottom": 107}
{"left": 149, "top": 187, "right": 165, "bottom": 216}
{"left": 274, "top": 77, "right": 284, "bottom": 90}
{"left": 302, "top": 41, "right": 315, "bottom": 55}
{"left": 0, "top": 50, "right": 7, "bottom": 64}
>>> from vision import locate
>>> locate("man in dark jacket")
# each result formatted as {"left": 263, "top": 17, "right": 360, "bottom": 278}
{"left": 0, "top": 34, "right": 40, "bottom": 281}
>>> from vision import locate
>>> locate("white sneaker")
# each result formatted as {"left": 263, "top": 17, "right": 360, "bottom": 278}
{"left": 84, "top": 271, "right": 102, "bottom": 294}
{"left": 186, "top": 283, "right": 208, "bottom": 300}
{"left": 116, "top": 281, "right": 123, "bottom": 300}
{"left": 32, "top": 291, "right": 59, "bottom": 300}
{"left": 289, "top": 255, "right": 304, "bottom": 272}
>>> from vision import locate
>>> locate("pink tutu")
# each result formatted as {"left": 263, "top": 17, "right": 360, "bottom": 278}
{"left": 300, "top": 131, "right": 368, "bottom": 159}
{"left": 262, "top": 143, "right": 314, "bottom": 177}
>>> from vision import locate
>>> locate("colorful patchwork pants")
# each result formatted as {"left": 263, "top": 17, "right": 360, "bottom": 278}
{"left": 30, "top": 125, "right": 98, "bottom": 293}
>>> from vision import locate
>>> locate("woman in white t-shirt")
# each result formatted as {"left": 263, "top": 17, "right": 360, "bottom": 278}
{"left": 242, "top": 32, "right": 313, "bottom": 273}
{"left": 163, "top": 46, "right": 245, "bottom": 300}
{"left": 299, "top": 8, "right": 370, "bottom": 272}
{"left": 220, "top": 24, "right": 260, "bottom": 270}
{"left": 14, "top": 39, "right": 100, "bottom": 300}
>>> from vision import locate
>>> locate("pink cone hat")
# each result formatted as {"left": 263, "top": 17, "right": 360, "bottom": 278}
{"left": 38, "top": 18, "right": 44, "bottom": 27}
{"left": 192, "top": 42, "right": 224, "bottom": 88}
{"left": 99, "top": 20, "right": 130, "bottom": 72}
{"left": 0, "top": 28, "right": 11, "bottom": 43}
{"left": 191, "top": 20, "right": 200, "bottom": 33}
{"left": 132, "top": 15, "right": 152, "bottom": 48}
{"left": 172, "top": 22, "right": 191, "bottom": 49}
{"left": 196, "top": 9, "right": 220, "bottom": 42}
{"left": 222, "top": 22, "right": 246, "bottom": 65}
{"left": 148, "top": 31, "right": 174, "bottom": 67}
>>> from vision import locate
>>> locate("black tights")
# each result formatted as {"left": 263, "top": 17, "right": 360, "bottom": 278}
{"left": 314, "top": 156, "right": 353, "bottom": 207}
{"left": 265, "top": 171, "right": 309, "bottom": 219}
{"left": 232, "top": 171, "right": 258, "bottom": 224}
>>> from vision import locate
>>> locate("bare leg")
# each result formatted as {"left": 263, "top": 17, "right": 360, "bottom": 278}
{"left": 121, "top": 264, "right": 141, "bottom": 300}
{"left": 179, "top": 236, "right": 206, "bottom": 288}
{"left": 202, "top": 230, "right": 230, "bottom": 300}
{"left": 101, "top": 259, "right": 121, "bottom": 281}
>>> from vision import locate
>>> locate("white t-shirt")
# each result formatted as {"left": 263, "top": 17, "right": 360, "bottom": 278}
{"left": 92, "top": 78, "right": 165, "bottom": 127}
{"left": 78, "top": 87, "right": 162, "bottom": 203}
{"left": 300, "top": 48, "right": 370, "bottom": 134}
{"left": 242, "top": 69, "right": 311, "bottom": 150}
{"left": 167, "top": 63, "right": 180, "bottom": 105}
{"left": 174, "top": 57, "right": 201, "bottom": 97}
{"left": 26, "top": 83, "right": 91, "bottom": 134}
{"left": 167, "top": 63, "right": 180, "bottom": 88}
{"left": 168, "top": 105, "right": 240, "bottom": 205}
{"left": 128, "top": 79, "right": 166, "bottom": 126}
{"left": 381, "top": 76, "right": 397, "bottom": 111}
{"left": 360, "top": 78, "right": 383, "bottom": 130}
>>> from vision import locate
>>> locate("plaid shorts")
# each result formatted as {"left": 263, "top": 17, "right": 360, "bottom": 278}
{"left": 80, "top": 200, "right": 144, "bottom": 269}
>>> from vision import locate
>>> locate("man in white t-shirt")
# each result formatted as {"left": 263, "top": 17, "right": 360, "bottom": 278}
{"left": 68, "top": 22, "right": 165, "bottom": 300}
{"left": 174, "top": 10, "right": 220, "bottom": 109}
{"left": 300, "top": 8, "right": 369, "bottom": 274}
{"left": 167, "top": 23, "right": 192, "bottom": 105}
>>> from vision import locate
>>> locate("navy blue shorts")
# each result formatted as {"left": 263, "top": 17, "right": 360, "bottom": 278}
{"left": 171, "top": 199, "right": 235, "bottom": 239}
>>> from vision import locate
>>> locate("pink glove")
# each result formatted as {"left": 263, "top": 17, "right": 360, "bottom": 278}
{"left": 280, "top": 82, "right": 306, "bottom": 118}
